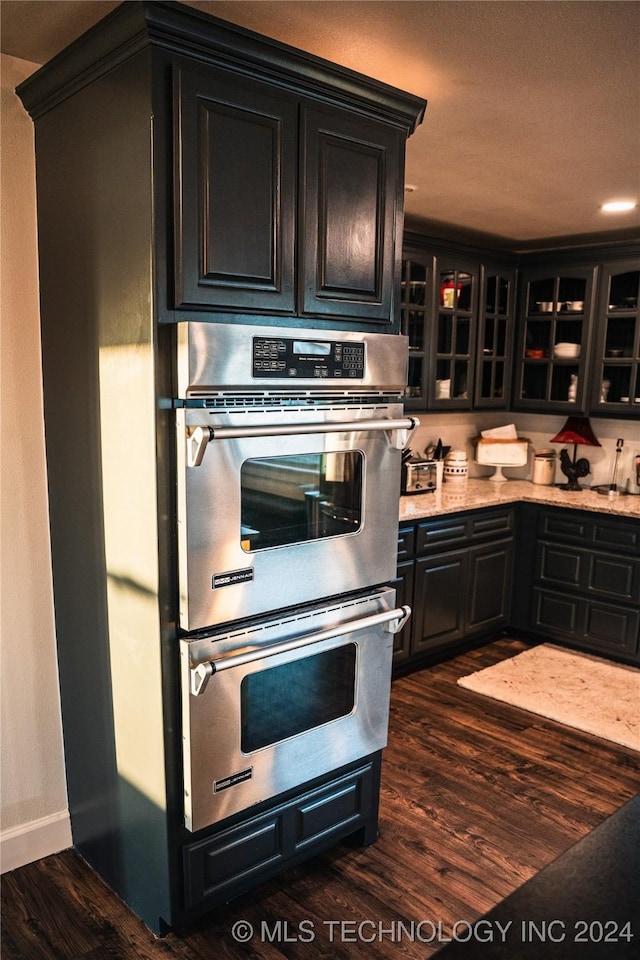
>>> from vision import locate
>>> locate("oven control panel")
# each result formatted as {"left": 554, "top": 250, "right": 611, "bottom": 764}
{"left": 252, "top": 336, "right": 365, "bottom": 379}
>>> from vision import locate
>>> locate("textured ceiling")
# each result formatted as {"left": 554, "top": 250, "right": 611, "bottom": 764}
{"left": 2, "top": 0, "right": 639, "bottom": 246}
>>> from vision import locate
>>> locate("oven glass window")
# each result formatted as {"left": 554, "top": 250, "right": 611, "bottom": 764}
{"left": 240, "top": 644, "right": 356, "bottom": 753}
{"left": 240, "top": 452, "right": 363, "bottom": 551}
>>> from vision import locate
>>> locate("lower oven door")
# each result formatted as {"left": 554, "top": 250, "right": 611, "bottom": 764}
{"left": 176, "top": 403, "right": 417, "bottom": 631}
{"left": 180, "top": 587, "right": 409, "bottom": 833}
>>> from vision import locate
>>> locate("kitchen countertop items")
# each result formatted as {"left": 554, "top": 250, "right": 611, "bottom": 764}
{"left": 400, "top": 478, "right": 640, "bottom": 522}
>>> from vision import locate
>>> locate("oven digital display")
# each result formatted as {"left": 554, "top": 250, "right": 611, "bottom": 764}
{"left": 252, "top": 336, "right": 365, "bottom": 379}
{"left": 293, "top": 340, "right": 331, "bottom": 356}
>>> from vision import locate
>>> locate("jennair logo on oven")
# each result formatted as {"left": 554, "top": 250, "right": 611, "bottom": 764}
{"left": 212, "top": 567, "right": 254, "bottom": 589}
{"left": 214, "top": 768, "right": 253, "bottom": 793}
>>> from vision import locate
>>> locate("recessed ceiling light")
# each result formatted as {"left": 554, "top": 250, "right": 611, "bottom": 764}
{"left": 601, "top": 200, "right": 637, "bottom": 213}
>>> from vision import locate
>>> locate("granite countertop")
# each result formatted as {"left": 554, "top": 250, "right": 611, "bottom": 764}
{"left": 399, "top": 478, "right": 640, "bottom": 522}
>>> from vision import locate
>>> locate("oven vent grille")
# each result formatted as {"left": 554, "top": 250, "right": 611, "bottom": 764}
{"left": 203, "top": 590, "right": 383, "bottom": 646}
{"left": 191, "top": 391, "right": 402, "bottom": 411}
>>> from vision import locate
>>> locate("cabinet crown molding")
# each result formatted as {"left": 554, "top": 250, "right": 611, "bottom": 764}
{"left": 17, "top": 0, "right": 426, "bottom": 132}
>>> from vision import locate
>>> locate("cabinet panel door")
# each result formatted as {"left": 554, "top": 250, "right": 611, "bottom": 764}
{"left": 583, "top": 602, "right": 640, "bottom": 657}
{"left": 588, "top": 260, "right": 640, "bottom": 417}
{"left": 466, "top": 540, "right": 513, "bottom": 634}
{"left": 411, "top": 551, "right": 466, "bottom": 653}
{"left": 533, "top": 588, "right": 580, "bottom": 635}
{"left": 300, "top": 105, "right": 401, "bottom": 324}
{"left": 587, "top": 554, "right": 640, "bottom": 604}
{"left": 391, "top": 560, "right": 414, "bottom": 662}
{"left": 536, "top": 542, "right": 583, "bottom": 590}
{"left": 174, "top": 67, "right": 297, "bottom": 312}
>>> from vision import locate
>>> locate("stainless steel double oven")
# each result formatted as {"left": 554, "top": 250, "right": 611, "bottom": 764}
{"left": 176, "top": 323, "right": 415, "bottom": 831}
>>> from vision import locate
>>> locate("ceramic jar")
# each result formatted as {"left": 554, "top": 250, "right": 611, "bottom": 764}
{"left": 532, "top": 449, "right": 556, "bottom": 485}
{"left": 444, "top": 449, "right": 468, "bottom": 483}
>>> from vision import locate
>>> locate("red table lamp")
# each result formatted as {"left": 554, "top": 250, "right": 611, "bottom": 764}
{"left": 550, "top": 416, "right": 601, "bottom": 491}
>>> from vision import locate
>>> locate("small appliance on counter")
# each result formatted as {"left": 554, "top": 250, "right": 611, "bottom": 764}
{"left": 402, "top": 439, "right": 447, "bottom": 494}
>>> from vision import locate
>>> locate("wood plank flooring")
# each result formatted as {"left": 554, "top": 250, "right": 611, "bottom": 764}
{"left": 3, "top": 638, "right": 639, "bottom": 960}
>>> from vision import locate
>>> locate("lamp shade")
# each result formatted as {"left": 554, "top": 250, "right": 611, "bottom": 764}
{"left": 550, "top": 416, "right": 601, "bottom": 448}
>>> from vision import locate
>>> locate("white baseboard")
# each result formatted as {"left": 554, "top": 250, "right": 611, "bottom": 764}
{"left": 0, "top": 809, "right": 72, "bottom": 874}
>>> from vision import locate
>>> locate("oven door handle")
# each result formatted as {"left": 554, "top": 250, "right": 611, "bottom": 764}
{"left": 186, "top": 417, "right": 420, "bottom": 467}
{"left": 189, "top": 604, "right": 412, "bottom": 696}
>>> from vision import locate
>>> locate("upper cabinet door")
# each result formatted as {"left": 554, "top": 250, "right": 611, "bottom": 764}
{"left": 300, "top": 105, "right": 401, "bottom": 325}
{"left": 174, "top": 67, "right": 297, "bottom": 313}
{"left": 512, "top": 266, "right": 597, "bottom": 412}
{"left": 588, "top": 261, "right": 640, "bottom": 417}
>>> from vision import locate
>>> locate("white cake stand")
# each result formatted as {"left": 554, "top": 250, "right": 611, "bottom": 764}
{"left": 484, "top": 462, "right": 511, "bottom": 482}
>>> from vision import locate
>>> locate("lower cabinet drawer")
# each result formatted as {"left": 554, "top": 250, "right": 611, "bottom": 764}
{"left": 183, "top": 760, "right": 377, "bottom": 911}
{"left": 533, "top": 587, "right": 640, "bottom": 658}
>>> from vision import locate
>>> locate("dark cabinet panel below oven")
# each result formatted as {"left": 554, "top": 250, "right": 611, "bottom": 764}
{"left": 183, "top": 757, "right": 380, "bottom": 914}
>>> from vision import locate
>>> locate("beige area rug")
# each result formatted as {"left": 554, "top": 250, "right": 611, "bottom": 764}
{"left": 458, "top": 643, "right": 640, "bottom": 751}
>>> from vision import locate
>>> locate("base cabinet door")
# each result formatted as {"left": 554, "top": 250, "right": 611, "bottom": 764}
{"left": 395, "top": 508, "right": 515, "bottom": 669}
{"left": 411, "top": 550, "right": 467, "bottom": 654}
{"left": 466, "top": 540, "right": 513, "bottom": 635}
{"left": 183, "top": 758, "right": 380, "bottom": 916}
{"left": 529, "top": 507, "right": 640, "bottom": 664}
{"left": 533, "top": 588, "right": 640, "bottom": 660}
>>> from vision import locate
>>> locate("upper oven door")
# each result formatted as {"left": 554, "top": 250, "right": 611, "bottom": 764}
{"left": 177, "top": 401, "right": 416, "bottom": 631}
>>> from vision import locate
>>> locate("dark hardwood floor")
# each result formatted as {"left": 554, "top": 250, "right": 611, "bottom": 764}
{"left": 3, "top": 638, "right": 639, "bottom": 960}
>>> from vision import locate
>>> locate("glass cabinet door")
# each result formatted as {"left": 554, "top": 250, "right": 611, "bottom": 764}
{"left": 475, "top": 267, "right": 515, "bottom": 407}
{"left": 430, "top": 260, "right": 477, "bottom": 409}
{"left": 589, "top": 263, "right": 640, "bottom": 416}
{"left": 400, "top": 253, "right": 433, "bottom": 408}
{"left": 513, "top": 266, "right": 597, "bottom": 411}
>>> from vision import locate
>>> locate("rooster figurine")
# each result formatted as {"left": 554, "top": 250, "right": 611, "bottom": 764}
{"left": 558, "top": 447, "right": 591, "bottom": 490}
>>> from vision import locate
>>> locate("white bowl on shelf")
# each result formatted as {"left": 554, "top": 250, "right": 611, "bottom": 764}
{"left": 553, "top": 342, "right": 581, "bottom": 359}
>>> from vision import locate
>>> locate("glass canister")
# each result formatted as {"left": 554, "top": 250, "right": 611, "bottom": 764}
{"left": 532, "top": 449, "right": 556, "bottom": 485}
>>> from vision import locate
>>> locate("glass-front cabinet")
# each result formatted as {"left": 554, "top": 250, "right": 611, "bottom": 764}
{"left": 589, "top": 262, "right": 640, "bottom": 415}
{"left": 432, "top": 259, "right": 477, "bottom": 409}
{"left": 475, "top": 266, "right": 515, "bottom": 407}
{"left": 400, "top": 242, "right": 515, "bottom": 411}
{"left": 400, "top": 252, "right": 433, "bottom": 407}
{"left": 512, "top": 266, "right": 597, "bottom": 411}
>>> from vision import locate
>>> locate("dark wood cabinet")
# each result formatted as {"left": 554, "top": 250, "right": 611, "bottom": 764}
{"left": 174, "top": 66, "right": 298, "bottom": 314}
{"left": 528, "top": 507, "right": 640, "bottom": 662}
{"left": 412, "top": 548, "right": 467, "bottom": 652}
{"left": 300, "top": 105, "right": 402, "bottom": 323}
{"left": 397, "top": 501, "right": 638, "bottom": 671}
{"left": 475, "top": 264, "right": 516, "bottom": 407}
{"left": 588, "top": 259, "right": 640, "bottom": 414}
{"left": 175, "top": 66, "right": 419, "bottom": 327}
{"left": 395, "top": 507, "right": 514, "bottom": 668}
{"left": 466, "top": 539, "right": 514, "bottom": 634}
{"left": 512, "top": 250, "right": 639, "bottom": 417}
{"left": 183, "top": 756, "right": 380, "bottom": 913}
{"left": 16, "top": 0, "right": 425, "bottom": 934}
{"left": 512, "top": 264, "right": 598, "bottom": 412}
{"left": 401, "top": 237, "right": 516, "bottom": 410}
